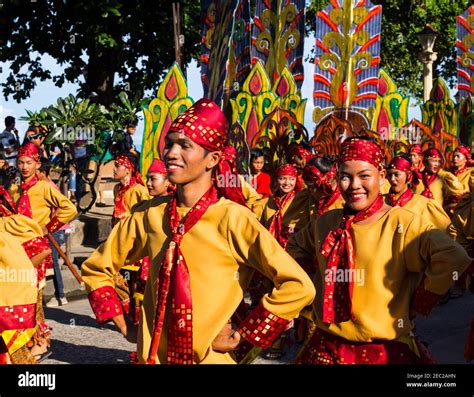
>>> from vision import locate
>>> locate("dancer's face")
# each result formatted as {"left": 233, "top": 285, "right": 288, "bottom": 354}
{"left": 387, "top": 169, "right": 408, "bottom": 194}
{"left": 339, "top": 160, "right": 385, "bottom": 211}
{"left": 163, "top": 132, "right": 220, "bottom": 186}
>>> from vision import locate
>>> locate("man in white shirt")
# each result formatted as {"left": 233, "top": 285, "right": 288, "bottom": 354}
{"left": 0, "top": 116, "right": 20, "bottom": 167}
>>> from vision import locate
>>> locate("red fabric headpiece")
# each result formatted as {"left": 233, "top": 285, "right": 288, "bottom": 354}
{"left": 338, "top": 138, "right": 385, "bottom": 171}
{"left": 147, "top": 159, "right": 167, "bottom": 176}
{"left": 409, "top": 144, "right": 422, "bottom": 154}
{"left": 115, "top": 154, "right": 144, "bottom": 185}
{"left": 18, "top": 143, "right": 40, "bottom": 163}
{"left": 167, "top": 98, "right": 227, "bottom": 152}
{"left": 276, "top": 164, "right": 298, "bottom": 178}
{"left": 215, "top": 146, "right": 247, "bottom": 206}
{"left": 291, "top": 145, "right": 313, "bottom": 161}
{"left": 423, "top": 148, "right": 442, "bottom": 159}
{"left": 455, "top": 145, "right": 471, "bottom": 160}
{"left": 388, "top": 156, "right": 412, "bottom": 173}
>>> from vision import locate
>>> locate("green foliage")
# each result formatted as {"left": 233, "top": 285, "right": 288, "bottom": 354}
{"left": 306, "top": 0, "right": 471, "bottom": 98}
{"left": 0, "top": 0, "right": 201, "bottom": 105}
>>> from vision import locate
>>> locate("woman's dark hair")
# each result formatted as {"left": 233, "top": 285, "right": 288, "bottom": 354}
{"left": 307, "top": 155, "right": 335, "bottom": 174}
{"left": 39, "top": 158, "right": 52, "bottom": 176}
{"left": 250, "top": 148, "right": 265, "bottom": 162}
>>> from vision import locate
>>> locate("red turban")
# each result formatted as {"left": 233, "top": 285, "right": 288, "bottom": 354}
{"left": 338, "top": 138, "right": 385, "bottom": 171}
{"left": 388, "top": 156, "right": 413, "bottom": 182}
{"left": 18, "top": 143, "right": 40, "bottom": 163}
{"left": 115, "top": 154, "right": 144, "bottom": 185}
{"left": 423, "top": 148, "right": 442, "bottom": 159}
{"left": 455, "top": 145, "right": 471, "bottom": 160}
{"left": 147, "top": 159, "right": 167, "bottom": 176}
{"left": 167, "top": 98, "right": 227, "bottom": 152}
{"left": 276, "top": 164, "right": 298, "bottom": 178}
{"left": 291, "top": 145, "right": 313, "bottom": 161}
{"left": 409, "top": 144, "right": 422, "bottom": 154}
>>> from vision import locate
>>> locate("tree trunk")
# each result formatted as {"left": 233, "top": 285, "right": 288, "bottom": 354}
{"left": 85, "top": 49, "right": 119, "bottom": 106}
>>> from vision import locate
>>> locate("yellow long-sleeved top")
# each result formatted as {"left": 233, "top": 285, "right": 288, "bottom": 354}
{"left": 0, "top": 214, "right": 44, "bottom": 243}
{"left": 448, "top": 192, "right": 474, "bottom": 253}
{"left": 384, "top": 193, "right": 451, "bottom": 231}
{"left": 238, "top": 175, "right": 262, "bottom": 209}
{"left": 414, "top": 169, "right": 465, "bottom": 206}
{"left": 286, "top": 207, "right": 471, "bottom": 343}
{"left": 454, "top": 167, "right": 474, "bottom": 192}
{"left": 113, "top": 183, "right": 150, "bottom": 221}
{"left": 260, "top": 190, "right": 309, "bottom": 231}
{"left": 10, "top": 180, "right": 77, "bottom": 232}
{"left": 81, "top": 196, "right": 315, "bottom": 364}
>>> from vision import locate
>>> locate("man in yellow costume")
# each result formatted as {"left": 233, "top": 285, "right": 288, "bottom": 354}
{"left": 414, "top": 147, "right": 465, "bottom": 210}
{"left": 287, "top": 137, "right": 470, "bottom": 364}
{"left": 81, "top": 98, "right": 315, "bottom": 364}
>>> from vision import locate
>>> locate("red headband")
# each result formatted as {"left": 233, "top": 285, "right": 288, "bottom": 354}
{"left": 147, "top": 159, "right": 167, "bottom": 176}
{"left": 455, "top": 145, "right": 471, "bottom": 160}
{"left": 339, "top": 139, "right": 385, "bottom": 171}
{"left": 291, "top": 146, "right": 313, "bottom": 161}
{"left": 409, "top": 144, "right": 422, "bottom": 155}
{"left": 167, "top": 98, "right": 227, "bottom": 152}
{"left": 423, "top": 148, "right": 442, "bottom": 159}
{"left": 388, "top": 156, "right": 412, "bottom": 173}
{"left": 276, "top": 164, "right": 298, "bottom": 178}
{"left": 18, "top": 142, "right": 40, "bottom": 163}
{"left": 115, "top": 154, "right": 136, "bottom": 171}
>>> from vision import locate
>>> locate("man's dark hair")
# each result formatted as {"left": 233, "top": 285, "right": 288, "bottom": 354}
{"left": 4, "top": 116, "right": 15, "bottom": 127}
{"left": 307, "top": 156, "right": 335, "bottom": 174}
{"left": 250, "top": 148, "right": 265, "bottom": 162}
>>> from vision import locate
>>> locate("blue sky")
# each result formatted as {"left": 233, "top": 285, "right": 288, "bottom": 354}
{"left": 0, "top": 36, "right": 422, "bottom": 151}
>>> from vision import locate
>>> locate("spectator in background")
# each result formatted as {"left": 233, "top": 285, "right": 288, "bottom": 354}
{"left": 114, "top": 121, "right": 140, "bottom": 160}
{"left": 23, "top": 127, "right": 48, "bottom": 158}
{"left": 72, "top": 132, "right": 89, "bottom": 201}
{"left": 249, "top": 148, "right": 272, "bottom": 198}
{"left": 0, "top": 116, "right": 20, "bottom": 167}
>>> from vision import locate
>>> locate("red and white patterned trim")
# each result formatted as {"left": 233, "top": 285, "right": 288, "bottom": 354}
{"left": 21, "top": 236, "right": 50, "bottom": 260}
{"left": 88, "top": 286, "right": 123, "bottom": 324}
{"left": 0, "top": 303, "right": 36, "bottom": 332}
{"left": 236, "top": 303, "right": 290, "bottom": 349}
{"left": 46, "top": 216, "right": 64, "bottom": 233}
{"left": 411, "top": 285, "right": 442, "bottom": 316}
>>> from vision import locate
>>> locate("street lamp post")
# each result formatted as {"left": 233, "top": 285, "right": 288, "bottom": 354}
{"left": 417, "top": 24, "right": 439, "bottom": 102}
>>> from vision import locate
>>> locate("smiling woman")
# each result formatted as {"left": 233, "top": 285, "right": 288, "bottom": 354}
{"left": 286, "top": 137, "right": 471, "bottom": 365}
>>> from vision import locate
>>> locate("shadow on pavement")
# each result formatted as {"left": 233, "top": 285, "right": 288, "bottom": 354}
{"left": 47, "top": 339, "right": 132, "bottom": 364}
{"left": 44, "top": 306, "right": 117, "bottom": 331}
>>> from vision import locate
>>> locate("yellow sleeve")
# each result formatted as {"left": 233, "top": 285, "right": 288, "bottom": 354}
{"left": 238, "top": 175, "right": 262, "bottom": 208}
{"left": 438, "top": 169, "right": 466, "bottom": 197}
{"left": 423, "top": 199, "right": 451, "bottom": 231}
{"left": 0, "top": 214, "right": 44, "bottom": 242}
{"left": 43, "top": 183, "right": 77, "bottom": 231}
{"left": 448, "top": 205, "right": 473, "bottom": 253}
{"left": 226, "top": 205, "right": 315, "bottom": 320}
{"left": 403, "top": 214, "right": 471, "bottom": 295}
{"left": 81, "top": 209, "right": 148, "bottom": 293}
{"left": 126, "top": 185, "right": 151, "bottom": 212}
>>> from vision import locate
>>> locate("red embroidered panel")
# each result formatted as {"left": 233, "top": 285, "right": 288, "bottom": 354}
{"left": 46, "top": 216, "right": 64, "bottom": 233}
{"left": 0, "top": 303, "right": 36, "bottom": 332}
{"left": 236, "top": 303, "right": 289, "bottom": 349}
{"left": 21, "top": 236, "right": 50, "bottom": 259}
{"left": 411, "top": 285, "right": 442, "bottom": 316}
{"left": 88, "top": 286, "right": 123, "bottom": 324}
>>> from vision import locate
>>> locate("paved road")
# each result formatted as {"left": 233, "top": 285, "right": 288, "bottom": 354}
{"left": 42, "top": 292, "right": 474, "bottom": 365}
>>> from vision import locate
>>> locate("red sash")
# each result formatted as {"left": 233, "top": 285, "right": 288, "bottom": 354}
{"left": 320, "top": 195, "right": 384, "bottom": 324}
{"left": 421, "top": 172, "right": 437, "bottom": 199}
{"left": 113, "top": 177, "right": 138, "bottom": 220}
{"left": 387, "top": 187, "right": 414, "bottom": 207}
{"left": 17, "top": 176, "right": 39, "bottom": 218}
{"left": 147, "top": 185, "right": 219, "bottom": 364}
{"left": 268, "top": 191, "right": 296, "bottom": 248}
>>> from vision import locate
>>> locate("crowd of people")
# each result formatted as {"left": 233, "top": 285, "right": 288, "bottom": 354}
{"left": 0, "top": 98, "right": 473, "bottom": 365}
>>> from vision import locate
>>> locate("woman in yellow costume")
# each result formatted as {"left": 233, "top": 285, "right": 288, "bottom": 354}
{"left": 287, "top": 137, "right": 471, "bottom": 364}
{"left": 81, "top": 98, "right": 315, "bottom": 364}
